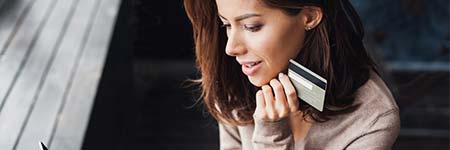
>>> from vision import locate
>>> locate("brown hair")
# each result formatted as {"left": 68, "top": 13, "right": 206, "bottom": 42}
{"left": 184, "top": 0, "right": 377, "bottom": 126}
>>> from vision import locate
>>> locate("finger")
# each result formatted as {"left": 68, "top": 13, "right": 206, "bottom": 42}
{"left": 262, "top": 85, "right": 277, "bottom": 119}
{"left": 254, "top": 90, "right": 266, "bottom": 120}
{"left": 278, "top": 73, "right": 299, "bottom": 112}
{"left": 255, "top": 90, "right": 265, "bottom": 110}
{"left": 269, "top": 79, "right": 288, "bottom": 117}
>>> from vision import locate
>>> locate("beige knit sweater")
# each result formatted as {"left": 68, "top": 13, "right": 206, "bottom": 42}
{"left": 219, "top": 72, "right": 400, "bottom": 150}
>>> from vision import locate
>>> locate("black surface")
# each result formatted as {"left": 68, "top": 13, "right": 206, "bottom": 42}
{"left": 82, "top": 1, "right": 218, "bottom": 150}
{"left": 131, "top": 0, "right": 194, "bottom": 60}
{"left": 82, "top": 0, "right": 135, "bottom": 149}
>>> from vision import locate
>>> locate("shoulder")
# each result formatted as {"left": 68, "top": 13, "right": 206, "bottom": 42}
{"left": 345, "top": 70, "right": 400, "bottom": 130}
{"left": 323, "top": 71, "right": 400, "bottom": 132}
{"left": 304, "top": 71, "right": 401, "bottom": 148}
{"left": 354, "top": 71, "right": 399, "bottom": 113}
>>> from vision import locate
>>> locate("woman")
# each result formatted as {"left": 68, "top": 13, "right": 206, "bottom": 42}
{"left": 184, "top": 0, "right": 400, "bottom": 149}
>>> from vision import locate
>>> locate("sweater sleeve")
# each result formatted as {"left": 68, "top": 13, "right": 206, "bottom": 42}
{"left": 219, "top": 123, "right": 242, "bottom": 150}
{"left": 252, "top": 117, "right": 295, "bottom": 150}
{"left": 346, "top": 109, "right": 401, "bottom": 150}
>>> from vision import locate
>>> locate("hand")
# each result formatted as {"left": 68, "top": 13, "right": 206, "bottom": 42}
{"left": 253, "top": 73, "right": 300, "bottom": 122}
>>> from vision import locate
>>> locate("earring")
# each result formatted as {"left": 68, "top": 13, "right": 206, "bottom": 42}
{"left": 305, "top": 26, "right": 312, "bottom": 31}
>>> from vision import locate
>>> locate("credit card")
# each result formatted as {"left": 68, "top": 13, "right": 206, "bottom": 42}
{"left": 287, "top": 59, "right": 327, "bottom": 111}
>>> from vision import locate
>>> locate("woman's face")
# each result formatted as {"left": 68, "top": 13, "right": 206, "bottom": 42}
{"left": 216, "top": 0, "right": 307, "bottom": 87}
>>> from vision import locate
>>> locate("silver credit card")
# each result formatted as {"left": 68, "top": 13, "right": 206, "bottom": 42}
{"left": 287, "top": 59, "right": 327, "bottom": 111}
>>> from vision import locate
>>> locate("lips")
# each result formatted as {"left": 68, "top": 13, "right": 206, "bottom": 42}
{"left": 239, "top": 60, "right": 262, "bottom": 76}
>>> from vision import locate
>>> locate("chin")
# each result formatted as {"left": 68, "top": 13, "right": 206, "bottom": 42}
{"left": 247, "top": 76, "right": 270, "bottom": 87}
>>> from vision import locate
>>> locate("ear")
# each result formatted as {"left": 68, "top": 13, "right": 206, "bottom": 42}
{"left": 300, "top": 6, "right": 323, "bottom": 30}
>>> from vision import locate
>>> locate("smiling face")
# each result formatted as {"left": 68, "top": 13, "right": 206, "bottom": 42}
{"left": 216, "top": 0, "right": 308, "bottom": 87}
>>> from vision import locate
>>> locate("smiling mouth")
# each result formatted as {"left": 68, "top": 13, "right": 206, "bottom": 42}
{"left": 241, "top": 61, "right": 262, "bottom": 76}
{"left": 244, "top": 61, "right": 261, "bottom": 68}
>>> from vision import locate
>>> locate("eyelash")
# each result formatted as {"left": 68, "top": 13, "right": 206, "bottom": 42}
{"left": 244, "top": 24, "right": 262, "bottom": 32}
{"left": 221, "top": 23, "right": 263, "bottom": 32}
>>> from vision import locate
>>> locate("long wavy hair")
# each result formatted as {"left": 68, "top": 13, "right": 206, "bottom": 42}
{"left": 184, "top": 0, "right": 378, "bottom": 126}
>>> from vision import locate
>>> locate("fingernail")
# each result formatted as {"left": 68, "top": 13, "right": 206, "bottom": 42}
{"left": 279, "top": 73, "right": 284, "bottom": 78}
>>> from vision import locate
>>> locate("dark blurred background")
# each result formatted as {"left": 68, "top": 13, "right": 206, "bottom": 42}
{"left": 82, "top": 0, "right": 449, "bottom": 149}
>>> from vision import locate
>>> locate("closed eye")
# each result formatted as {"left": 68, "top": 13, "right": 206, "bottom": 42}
{"left": 244, "top": 24, "right": 262, "bottom": 32}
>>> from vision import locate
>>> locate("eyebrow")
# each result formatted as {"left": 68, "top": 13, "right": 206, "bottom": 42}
{"left": 219, "top": 13, "right": 261, "bottom": 22}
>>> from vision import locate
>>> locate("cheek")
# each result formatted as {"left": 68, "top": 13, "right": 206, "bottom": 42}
{"left": 267, "top": 26, "right": 304, "bottom": 66}
{"left": 249, "top": 30, "right": 281, "bottom": 62}
{"left": 244, "top": 24, "right": 304, "bottom": 86}
{"left": 246, "top": 32, "right": 289, "bottom": 85}
{"left": 254, "top": 29, "right": 298, "bottom": 69}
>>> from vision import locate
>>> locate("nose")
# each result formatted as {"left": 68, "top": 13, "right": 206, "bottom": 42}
{"left": 225, "top": 31, "right": 246, "bottom": 57}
